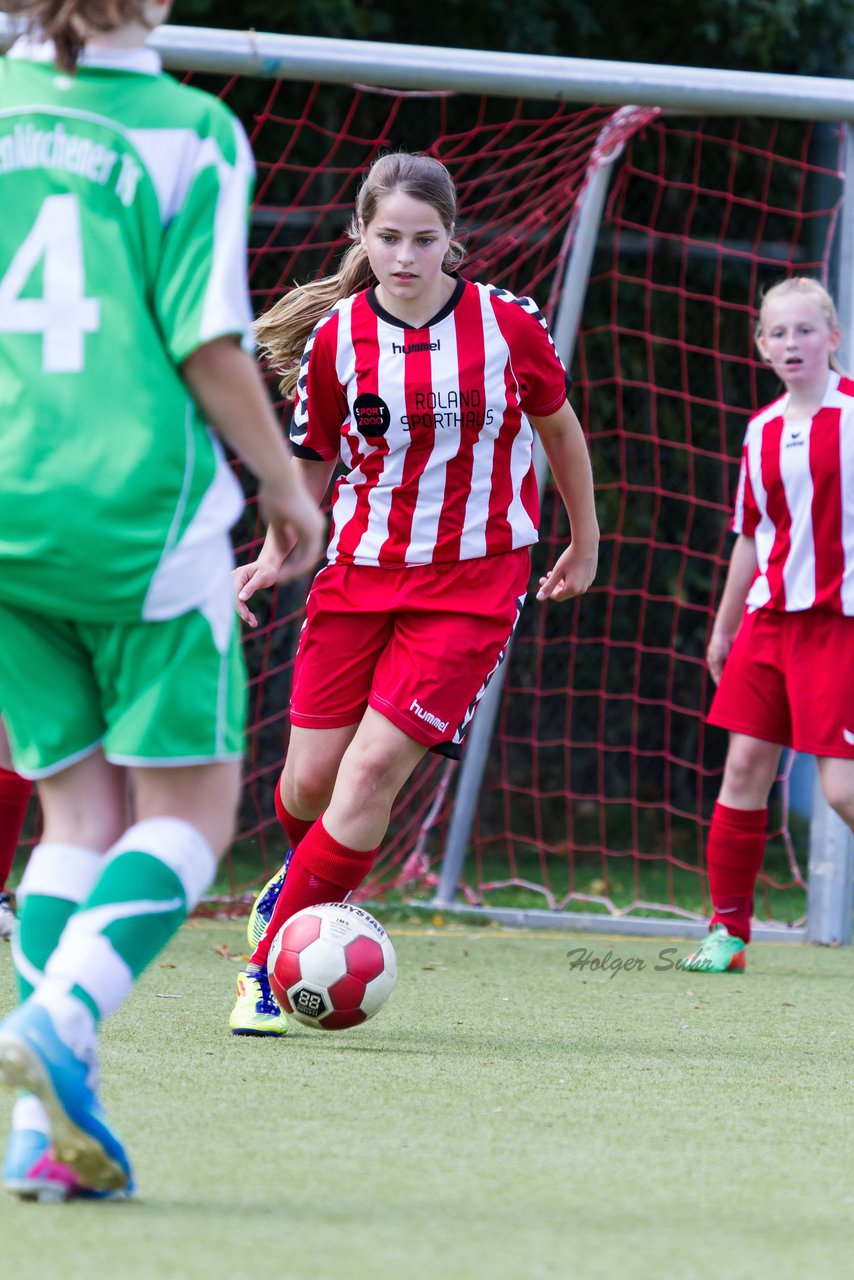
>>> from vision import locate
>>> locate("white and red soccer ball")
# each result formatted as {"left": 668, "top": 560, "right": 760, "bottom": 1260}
{"left": 267, "top": 902, "right": 397, "bottom": 1030}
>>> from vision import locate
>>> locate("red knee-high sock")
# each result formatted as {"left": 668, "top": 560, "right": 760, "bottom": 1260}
{"left": 706, "top": 801, "right": 768, "bottom": 943}
{"left": 0, "top": 766, "right": 33, "bottom": 891}
{"left": 273, "top": 786, "right": 315, "bottom": 852}
{"left": 250, "top": 815, "right": 377, "bottom": 967}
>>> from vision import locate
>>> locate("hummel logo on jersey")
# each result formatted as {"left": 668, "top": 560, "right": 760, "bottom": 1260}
{"left": 392, "top": 340, "right": 441, "bottom": 355}
{"left": 843, "top": 728, "right": 854, "bottom": 746}
{"left": 410, "top": 698, "right": 449, "bottom": 733}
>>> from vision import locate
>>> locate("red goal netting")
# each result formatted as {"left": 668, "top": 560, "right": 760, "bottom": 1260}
{"left": 189, "top": 72, "right": 843, "bottom": 926}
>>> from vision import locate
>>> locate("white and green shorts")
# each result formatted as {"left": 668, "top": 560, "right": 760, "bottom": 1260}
{"left": 0, "top": 599, "right": 246, "bottom": 779}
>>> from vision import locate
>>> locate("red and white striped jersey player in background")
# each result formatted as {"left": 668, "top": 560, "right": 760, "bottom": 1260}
{"left": 229, "top": 150, "right": 600, "bottom": 1034}
{"left": 685, "top": 275, "right": 854, "bottom": 974}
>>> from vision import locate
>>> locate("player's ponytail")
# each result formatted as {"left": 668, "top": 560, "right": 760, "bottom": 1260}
{"left": 255, "top": 245, "right": 377, "bottom": 400}
{"left": 5, "top": 1, "right": 151, "bottom": 73}
{"left": 256, "top": 150, "right": 466, "bottom": 400}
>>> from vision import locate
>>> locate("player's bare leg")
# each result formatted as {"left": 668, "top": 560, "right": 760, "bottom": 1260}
{"left": 815, "top": 756, "right": 854, "bottom": 830}
{"left": 131, "top": 760, "right": 241, "bottom": 859}
{"left": 322, "top": 709, "right": 428, "bottom": 851}
{"left": 280, "top": 723, "right": 358, "bottom": 822}
{"left": 717, "top": 734, "right": 781, "bottom": 811}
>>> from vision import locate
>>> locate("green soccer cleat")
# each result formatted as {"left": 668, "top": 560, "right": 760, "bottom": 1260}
{"left": 229, "top": 968, "right": 288, "bottom": 1036}
{"left": 246, "top": 850, "right": 293, "bottom": 949}
{"left": 683, "top": 923, "right": 747, "bottom": 973}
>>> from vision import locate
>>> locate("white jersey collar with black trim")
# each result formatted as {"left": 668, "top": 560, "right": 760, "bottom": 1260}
{"left": 8, "top": 35, "right": 162, "bottom": 76}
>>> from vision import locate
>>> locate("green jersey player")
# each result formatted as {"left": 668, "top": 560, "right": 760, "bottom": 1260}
{"left": 0, "top": 0, "right": 323, "bottom": 1202}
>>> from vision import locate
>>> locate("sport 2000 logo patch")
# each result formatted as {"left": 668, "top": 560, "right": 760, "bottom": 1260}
{"left": 353, "top": 393, "right": 391, "bottom": 439}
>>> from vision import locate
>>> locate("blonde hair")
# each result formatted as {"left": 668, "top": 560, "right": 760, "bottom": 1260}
{"left": 256, "top": 152, "right": 466, "bottom": 399}
{"left": 756, "top": 276, "right": 844, "bottom": 374}
{"left": 4, "top": 1, "right": 152, "bottom": 71}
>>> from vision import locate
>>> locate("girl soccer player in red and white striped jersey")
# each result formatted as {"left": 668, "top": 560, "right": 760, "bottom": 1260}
{"left": 229, "top": 151, "right": 600, "bottom": 1033}
{"left": 685, "top": 277, "right": 854, "bottom": 973}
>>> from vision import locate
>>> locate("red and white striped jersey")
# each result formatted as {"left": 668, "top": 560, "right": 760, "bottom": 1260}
{"left": 291, "top": 278, "right": 568, "bottom": 566}
{"left": 732, "top": 372, "right": 854, "bottom": 614}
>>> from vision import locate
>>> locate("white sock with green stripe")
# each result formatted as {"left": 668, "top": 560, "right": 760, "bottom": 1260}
{"left": 31, "top": 818, "right": 216, "bottom": 1052}
{"left": 13, "top": 842, "right": 104, "bottom": 1001}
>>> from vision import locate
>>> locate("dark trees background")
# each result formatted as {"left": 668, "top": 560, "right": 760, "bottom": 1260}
{"left": 176, "top": 0, "right": 854, "bottom": 77}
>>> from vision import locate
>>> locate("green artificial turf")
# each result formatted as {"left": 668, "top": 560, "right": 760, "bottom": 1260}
{"left": 0, "top": 919, "right": 851, "bottom": 1280}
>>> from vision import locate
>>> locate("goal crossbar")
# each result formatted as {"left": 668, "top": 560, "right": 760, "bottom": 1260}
{"left": 3, "top": 16, "right": 854, "bottom": 120}
{"left": 144, "top": 27, "right": 854, "bottom": 122}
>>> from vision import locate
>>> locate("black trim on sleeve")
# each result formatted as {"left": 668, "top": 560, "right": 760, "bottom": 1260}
{"left": 291, "top": 442, "right": 328, "bottom": 461}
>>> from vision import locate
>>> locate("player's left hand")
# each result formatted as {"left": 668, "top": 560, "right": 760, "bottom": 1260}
{"left": 536, "top": 542, "right": 598, "bottom": 602}
{"left": 233, "top": 559, "right": 282, "bottom": 628}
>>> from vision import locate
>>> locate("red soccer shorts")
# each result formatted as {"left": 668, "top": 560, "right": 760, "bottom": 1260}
{"left": 289, "top": 548, "right": 532, "bottom": 749}
{"left": 708, "top": 607, "right": 854, "bottom": 758}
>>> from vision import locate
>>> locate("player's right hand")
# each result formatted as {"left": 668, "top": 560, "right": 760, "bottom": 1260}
{"left": 260, "top": 480, "right": 326, "bottom": 584}
{"left": 706, "top": 630, "right": 735, "bottom": 685}
{"left": 235, "top": 483, "right": 325, "bottom": 627}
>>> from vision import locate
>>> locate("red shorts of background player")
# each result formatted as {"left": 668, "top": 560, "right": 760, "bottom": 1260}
{"left": 708, "top": 606, "right": 854, "bottom": 759}
{"left": 289, "top": 547, "right": 532, "bottom": 751}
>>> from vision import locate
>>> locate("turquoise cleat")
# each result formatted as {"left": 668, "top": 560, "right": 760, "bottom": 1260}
{"left": 683, "top": 923, "right": 747, "bottom": 973}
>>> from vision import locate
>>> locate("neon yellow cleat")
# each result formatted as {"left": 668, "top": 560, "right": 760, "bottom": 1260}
{"left": 246, "top": 850, "right": 292, "bottom": 949}
{"left": 229, "top": 968, "right": 288, "bottom": 1036}
{"left": 683, "top": 924, "right": 747, "bottom": 973}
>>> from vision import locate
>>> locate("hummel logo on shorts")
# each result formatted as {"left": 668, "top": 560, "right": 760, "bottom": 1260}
{"left": 410, "top": 698, "right": 449, "bottom": 733}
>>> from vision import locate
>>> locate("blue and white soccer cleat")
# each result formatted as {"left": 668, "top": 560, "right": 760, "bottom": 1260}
{"left": 246, "top": 848, "right": 293, "bottom": 948}
{"left": 0, "top": 1003, "right": 133, "bottom": 1196}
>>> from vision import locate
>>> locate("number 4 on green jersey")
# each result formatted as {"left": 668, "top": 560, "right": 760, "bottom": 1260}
{"left": 0, "top": 193, "right": 99, "bottom": 372}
